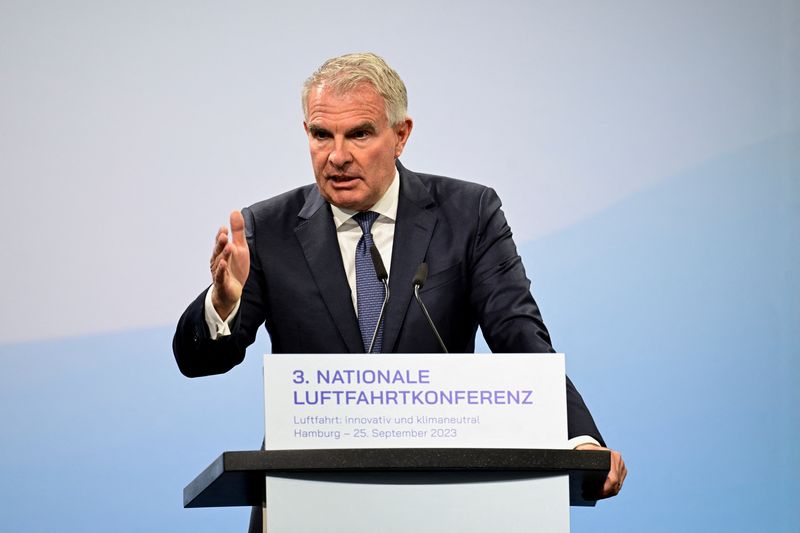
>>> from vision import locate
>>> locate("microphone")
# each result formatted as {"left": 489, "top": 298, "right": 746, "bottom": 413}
{"left": 412, "top": 263, "right": 448, "bottom": 353}
{"left": 367, "top": 245, "right": 390, "bottom": 354}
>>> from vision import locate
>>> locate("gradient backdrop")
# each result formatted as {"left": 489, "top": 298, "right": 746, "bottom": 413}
{"left": 1, "top": 1, "right": 798, "bottom": 531}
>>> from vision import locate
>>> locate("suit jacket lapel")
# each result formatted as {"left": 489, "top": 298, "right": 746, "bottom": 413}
{"left": 382, "top": 163, "right": 437, "bottom": 352}
{"left": 294, "top": 188, "right": 363, "bottom": 353}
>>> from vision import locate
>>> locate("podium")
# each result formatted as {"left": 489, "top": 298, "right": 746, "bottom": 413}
{"left": 184, "top": 448, "right": 608, "bottom": 531}
{"left": 185, "top": 448, "right": 609, "bottom": 508}
{"left": 183, "top": 354, "right": 607, "bottom": 531}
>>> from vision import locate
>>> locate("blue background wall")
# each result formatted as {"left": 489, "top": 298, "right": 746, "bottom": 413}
{"left": 1, "top": 1, "right": 798, "bottom": 531}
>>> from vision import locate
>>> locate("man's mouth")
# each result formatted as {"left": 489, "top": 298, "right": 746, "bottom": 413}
{"left": 327, "top": 174, "right": 359, "bottom": 184}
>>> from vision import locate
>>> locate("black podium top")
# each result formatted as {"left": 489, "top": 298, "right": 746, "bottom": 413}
{"left": 184, "top": 448, "right": 609, "bottom": 508}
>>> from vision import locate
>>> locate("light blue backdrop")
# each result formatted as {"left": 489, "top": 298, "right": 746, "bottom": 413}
{"left": 1, "top": 1, "right": 798, "bottom": 531}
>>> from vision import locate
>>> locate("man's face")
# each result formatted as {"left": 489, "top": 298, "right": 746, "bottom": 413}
{"left": 304, "top": 83, "right": 412, "bottom": 211}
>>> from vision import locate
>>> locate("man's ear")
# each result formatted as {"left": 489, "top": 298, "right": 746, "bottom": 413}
{"left": 393, "top": 117, "right": 413, "bottom": 158}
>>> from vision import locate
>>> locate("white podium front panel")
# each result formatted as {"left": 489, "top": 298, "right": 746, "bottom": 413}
{"left": 263, "top": 353, "right": 568, "bottom": 450}
{"left": 265, "top": 473, "right": 570, "bottom": 533}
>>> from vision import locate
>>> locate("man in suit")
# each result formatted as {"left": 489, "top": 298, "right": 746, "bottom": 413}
{"left": 173, "top": 53, "right": 626, "bottom": 522}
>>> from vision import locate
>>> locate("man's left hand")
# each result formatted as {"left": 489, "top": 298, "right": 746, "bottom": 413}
{"left": 575, "top": 443, "right": 627, "bottom": 498}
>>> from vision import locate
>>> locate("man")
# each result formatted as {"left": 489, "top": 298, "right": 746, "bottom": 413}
{"left": 173, "top": 53, "right": 626, "bottom": 525}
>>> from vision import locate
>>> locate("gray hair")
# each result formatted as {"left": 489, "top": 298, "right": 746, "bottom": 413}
{"left": 302, "top": 52, "right": 408, "bottom": 126}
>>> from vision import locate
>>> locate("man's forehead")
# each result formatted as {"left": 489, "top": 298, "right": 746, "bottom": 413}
{"left": 310, "top": 79, "right": 380, "bottom": 99}
{"left": 306, "top": 84, "right": 387, "bottom": 124}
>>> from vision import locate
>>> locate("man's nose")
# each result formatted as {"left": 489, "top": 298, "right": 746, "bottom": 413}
{"left": 328, "top": 138, "right": 352, "bottom": 168}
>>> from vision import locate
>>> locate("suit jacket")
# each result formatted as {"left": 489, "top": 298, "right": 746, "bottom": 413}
{"left": 173, "top": 161, "right": 603, "bottom": 443}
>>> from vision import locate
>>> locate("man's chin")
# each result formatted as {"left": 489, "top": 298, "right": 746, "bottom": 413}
{"left": 321, "top": 190, "right": 373, "bottom": 212}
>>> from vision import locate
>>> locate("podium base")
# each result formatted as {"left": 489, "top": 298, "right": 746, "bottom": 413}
{"left": 265, "top": 472, "right": 570, "bottom": 533}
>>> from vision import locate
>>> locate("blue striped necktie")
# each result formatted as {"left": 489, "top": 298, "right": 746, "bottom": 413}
{"left": 354, "top": 211, "right": 384, "bottom": 353}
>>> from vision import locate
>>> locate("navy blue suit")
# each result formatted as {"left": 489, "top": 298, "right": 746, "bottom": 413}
{"left": 173, "top": 162, "right": 603, "bottom": 443}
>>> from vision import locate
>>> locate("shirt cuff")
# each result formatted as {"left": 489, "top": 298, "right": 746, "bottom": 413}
{"left": 568, "top": 435, "right": 602, "bottom": 449}
{"left": 204, "top": 287, "right": 241, "bottom": 340}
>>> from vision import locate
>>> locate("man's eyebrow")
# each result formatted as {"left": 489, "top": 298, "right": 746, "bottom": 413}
{"left": 307, "top": 124, "right": 330, "bottom": 135}
{"left": 346, "top": 122, "right": 376, "bottom": 135}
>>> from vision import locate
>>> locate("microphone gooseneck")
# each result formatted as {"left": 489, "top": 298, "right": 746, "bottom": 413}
{"left": 412, "top": 262, "right": 448, "bottom": 353}
{"left": 367, "top": 245, "right": 390, "bottom": 354}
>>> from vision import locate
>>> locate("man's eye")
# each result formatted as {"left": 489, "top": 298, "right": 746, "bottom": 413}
{"left": 312, "top": 131, "right": 331, "bottom": 140}
{"left": 352, "top": 130, "right": 370, "bottom": 139}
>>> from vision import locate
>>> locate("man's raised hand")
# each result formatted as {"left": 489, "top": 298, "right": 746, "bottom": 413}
{"left": 210, "top": 210, "right": 250, "bottom": 320}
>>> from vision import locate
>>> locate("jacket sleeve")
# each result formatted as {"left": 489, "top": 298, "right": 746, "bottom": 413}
{"left": 469, "top": 187, "right": 605, "bottom": 444}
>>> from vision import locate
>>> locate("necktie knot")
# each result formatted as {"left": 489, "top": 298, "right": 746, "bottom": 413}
{"left": 354, "top": 211, "right": 379, "bottom": 235}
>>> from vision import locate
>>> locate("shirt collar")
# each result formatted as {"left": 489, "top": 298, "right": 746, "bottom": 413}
{"left": 330, "top": 168, "right": 400, "bottom": 229}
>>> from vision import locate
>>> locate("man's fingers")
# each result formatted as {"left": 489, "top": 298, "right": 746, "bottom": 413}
{"left": 211, "top": 226, "right": 229, "bottom": 262}
{"left": 576, "top": 446, "right": 626, "bottom": 498}
{"left": 604, "top": 478, "right": 621, "bottom": 496}
{"left": 611, "top": 450, "right": 626, "bottom": 480}
{"left": 602, "top": 450, "right": 626, "bottom": 497}
{"left": 229, "top": 210, "right": 246, "bottom": 247}
{"left": 211, "top": 242, "right": 233, "bottom": 279}
{"left": 602, "top": 473, "right": 620, "bottom": 496}
{"left": 213, "top": 257, "right": 227, "bottom": 285}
